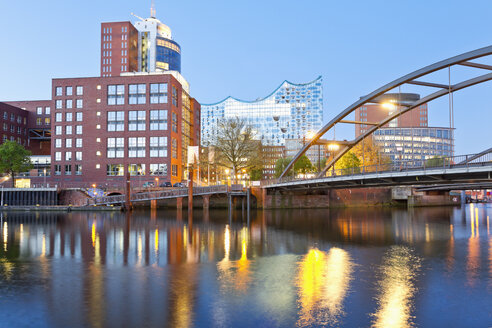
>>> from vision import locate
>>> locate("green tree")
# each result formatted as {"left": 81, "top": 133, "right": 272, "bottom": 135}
{"left": 0, "top": 141, "right": 33, "bottom": 187}
{"left": 425, "top": 156, "right": 449, "bottom": 168}
{"left": 250, "top": 168, "right": 263, "bottom": 181}
{"left": 274, "top": 157, "right": 292, "bottom": 178}
{"left": 294, "top": 155, "right": 314, "bottom": 175}
{"left": 335, "top": 152, "right": 361, "bottom": 175}
{"left": 211, "top": 118, "right": 262, "bottom": 183}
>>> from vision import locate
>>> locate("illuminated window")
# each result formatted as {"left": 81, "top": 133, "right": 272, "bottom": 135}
{"left": 107, "top": 164, "right": 124, "bottom": 176}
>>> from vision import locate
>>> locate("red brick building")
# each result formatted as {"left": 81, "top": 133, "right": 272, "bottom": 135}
{"left": 5, "top": 100, "right": 52, "bottom": 155}
{"left": 100, "top": 22, "right": 139, "bottom": 77}
{"left": 355, "top": 93, "right": 428, "bottom": 137}
{"left": 50, "top": 72, "right": 200, "bottom": 188}
{"left": 0, "top": 102, "right": 29, "bottom": 146}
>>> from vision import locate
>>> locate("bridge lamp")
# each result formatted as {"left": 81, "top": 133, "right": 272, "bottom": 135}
{"left": 382, "top": 102, "right": 396, "bottom": 110}
{"left": 92, "top": 183, "right": 96, "bottom": 188}
{"left": 305, "top": 131, "right": 316, "bottom": 140}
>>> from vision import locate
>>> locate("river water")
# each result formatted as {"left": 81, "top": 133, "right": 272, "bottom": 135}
{"left": 0, "top": 205, "right": 491, "bottom": 327}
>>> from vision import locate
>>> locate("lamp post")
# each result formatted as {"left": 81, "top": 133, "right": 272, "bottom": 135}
{"left": 43, "top": 168, "right": 46, "bottom": 187}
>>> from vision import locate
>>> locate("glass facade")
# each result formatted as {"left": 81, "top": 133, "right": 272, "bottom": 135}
{"left": 372, "top": 127, "right": 454, "bottom": 167}
{"left": 156, "top": 37, "right": 181, "bottom": 72}
{"left": 201, "top": 76, "right": 323, "bottom": 146}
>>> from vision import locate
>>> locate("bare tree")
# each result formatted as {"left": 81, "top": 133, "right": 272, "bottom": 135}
{"left": 212, "top": 118, "right": 262, "bottom": 184}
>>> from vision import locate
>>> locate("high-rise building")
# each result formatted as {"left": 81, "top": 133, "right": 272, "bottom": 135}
{"left": 355, "top": 93, "right": 428, "bottom": 138}
{"left": 101, "top": 13, "right": 181, "bottom": 77}
{"left": 201, "top": 76, "right": 323, "bottom": 146}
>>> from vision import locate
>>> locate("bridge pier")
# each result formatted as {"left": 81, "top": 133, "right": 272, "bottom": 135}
{"left": 203, "top": 195, "right": 210, "bottom": 209}
{"left": 177, "top": 197, "right": 183, "bottom": 210}
{"left": 150, "top": 199, "right": 157, "bottom": 209}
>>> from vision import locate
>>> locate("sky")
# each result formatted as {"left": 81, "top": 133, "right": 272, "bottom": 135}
{"left": 1, "top": 0, "right": 492, "bottom": 154}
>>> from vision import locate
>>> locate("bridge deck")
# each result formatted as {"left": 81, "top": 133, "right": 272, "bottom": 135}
{"left": 265, "top": 162, "right": 492, "bottom": 190}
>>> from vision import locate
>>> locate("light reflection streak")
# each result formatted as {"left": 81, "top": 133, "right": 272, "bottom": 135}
{"left": 91, "top": 222, "right": 96, "bottom": 247}
{"left": 371, "top": 246, "right": 420, "bottom": 328}
{"left": 2, "top": 221, "right": 7, "bottom": 251}
{"left": 154, "top": 228, "right": 159, "bottom": 258}
{"left": 296, "top": 247, "right": 353, "bottom": 327}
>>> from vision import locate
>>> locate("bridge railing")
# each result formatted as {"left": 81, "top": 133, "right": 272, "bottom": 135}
{"left": 93, "top": 185, "right": 229, "bottom": 205}
{"left": 265, "top": 151, "right": 492, "bottom": 185}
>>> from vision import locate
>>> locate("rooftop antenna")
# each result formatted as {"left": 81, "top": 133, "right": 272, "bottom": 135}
{"left": 150, "top": 0, "right": 156, "bottom": 18}
{"left": 131, "top": 12, "right": 145, "bottom": 21}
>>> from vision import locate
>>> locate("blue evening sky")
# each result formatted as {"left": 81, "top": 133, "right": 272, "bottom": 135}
{"left": 1, "top": 0, "right": 491, "bottom": 154}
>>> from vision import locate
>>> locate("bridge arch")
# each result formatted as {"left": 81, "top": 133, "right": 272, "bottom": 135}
{"left": 280, "top": 45, "right": 492, "bottom": 179}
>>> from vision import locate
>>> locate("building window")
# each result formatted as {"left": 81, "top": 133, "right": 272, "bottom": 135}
{"left": 76, "top": 99, "right": 83, "bottom": 108}
{"left": 76, "top": 86, "right": 83, "bottom": 96}
{"left": 36, "top": 118, "right": 42, "bottom": 126}
{"left": 129, "top": 111, "right": 146, "bottom": 131}
{"left": 66, "top": 126, "right": 72, "bottom": 135}
{"left": 45, "top": 118, "right": 50, "bottom": 125}
{"left": 128, "top": 137, "right": 146, "bottom": 158}
{"left": 150, "top": 164, "right": 167, "bottom": 176}
{"left": 66, "top": 112, "right": 72, "bottom": 122}
{"left": 76, "top": 112, "right": 83, "bottom": 121}
{"left": 65, "top": 152, "right": 72, "bottom": 161}
{"left": 55, "top": 152, "right": 61, "bottom": 161}
{"left": 76, "top": 138, "right": 82, "bottom": 148}
{"left": 36, "top": 107, "right": 43, "bottom": 115}
{"left": 150, "top": 110, "right": 167, "bottom": 130}
{"left": 75, "top": 165, "right": 82, "bottom": 175}
{"left": 65, "top": 165, "right": 72, "bottom": 175}
{"left": 171, "top": 138, "right": 177, "bottom": 159}
{"left": 55, "top": 87, "right": 63, "bottom": 96}
{"left": 65, "top": 139, "right": 72, "bottom": 148}
{"left": 55, "top": 139, "right": 62, "bottom": 148}
{"left": 55, "top": 126, "right": 62, "bottom": 135}
{"left": 107, "top": 137, "right": 125, "bottom": 158}
{"left": 172, "top": 86, "right": 178, "bottom": 106}
{"left": 128, "top": 164, "right": 145, "bottom": 176}
{"left": 107, "top": 164, "right": 124, "bottom": 176}
{"left": 150, "top": 83, "right": 168, "bottom": 104}
{"left": 56, "top": 100, "right": 62, "bottom": 109}
{"left": 66, "top": 86, "right": 73, "bottom": 96}
{"left": 54, "top": 165, "right": 61, "bottom": 175}
{"left": 75, "top": 151, "right": 82, "bottom": 161}
{"left": 76, "top": 125, "right": 82, "bottom": 134}
{"left": 55, "top": 113, "right": 62, "bottom": 122}
{"left": 171, "top": 164, "right": 178, "bottom": 177}
{"left": 129, "top": 84, "right": 146, "bottom": 104}
{"left": 108, "top": 85, "right": 125, "bottom": 105}
{"left": 66, "top": 99, "right": 73, "bottom": 109}
{"left": 150, "top": 137, "right": 167, "bottom": 157}
{"left": 172, "top": 112, "right": 177, "bottom": 132}
{"left": 107, "top": 111, "right": 124, "bottom": 131}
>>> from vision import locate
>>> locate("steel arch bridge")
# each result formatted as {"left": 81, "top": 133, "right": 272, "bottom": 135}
{"left": 280, "top": 45, "right": 492, "bottom": 179}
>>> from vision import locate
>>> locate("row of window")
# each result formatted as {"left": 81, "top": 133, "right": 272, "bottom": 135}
{"left": 54, "top": 151, "right": 83, "bottom": 161}
{"left": 3, "top": 123, "right": 26, "bottom": 134}
{"left": 107, "top": 110, "right": 168, "bottom": 131}
{"left": 55, "top": 86, "right": 83, "bottom": 97}
{"left": 2, "top": 112, "right": 25, "bottom": 124}
{"left": 107, "top": 164, "right": 167, "bottom": 176}
{"left": 54, "top": 125, "right": 83, "bottom": 135}
{"left": 36, "top": 107, "right": 51, "bottom": 115}
{"left": 54, "top": 138, "right": 83, "bottom": 148}
{"left": 55, "top": 112, "right": 83, "bottom": 122}
{"left": 55, "top": 99, "right": 83, "bottom": 109}
{"left": 1, "top": 135, "right": 25, "bottom": 144}
{"left": 107, "top": 83, "right": 169, "bottom": 105}
{"left": 107, "top": 137, "right": 169, "bottom": 158}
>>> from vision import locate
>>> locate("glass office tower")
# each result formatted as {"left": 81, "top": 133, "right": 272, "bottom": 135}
{"left": 201, "top": 76, "right": 323, "bottom": 146}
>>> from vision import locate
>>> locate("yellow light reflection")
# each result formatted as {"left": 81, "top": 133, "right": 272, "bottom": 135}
{"left": 297, "top": 249, "right": 326, "bottom": 327}
{"left": 371, "top": 246, "right": 420, "bottom": 328}
{"left": 296, "top": 248, "right": 353, "bottom": 326}
{"left": 235, "top": 227, "right": 251, "bottom": 292}
{"left": 91, "top": 222, "right": 96, "bottom": 247}
{"left": 154, "top": 228, "right": 159, "bottom": 256}
{"left": 137, "top": 234, "right": 142, "bottom": 264}
{"left": 2, "top": 222, "right": 7, "bottom": 252}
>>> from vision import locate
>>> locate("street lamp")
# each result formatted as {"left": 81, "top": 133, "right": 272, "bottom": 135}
{"left": 155, "top": 177, "right": 159, "bottom": 188}
{"left": 43, "top": 168, "right": 46, "bottom": 187}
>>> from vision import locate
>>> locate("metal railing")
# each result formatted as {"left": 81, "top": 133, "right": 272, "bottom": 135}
{"left": 265, "top": 151, "right": 492, "bottom": 186}
{"left": 93, "top": 185, "right": 229, "bottom": 205}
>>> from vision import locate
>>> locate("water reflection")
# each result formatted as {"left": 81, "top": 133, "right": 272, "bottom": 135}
{"left": 0, "top": 205, "right": 490, "bottom": 327}
{"left": 296, "top": 247, "right": 353, "bottom": 327}
{"left": 371, "top": 246, "right": 421, "bottom": 328}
